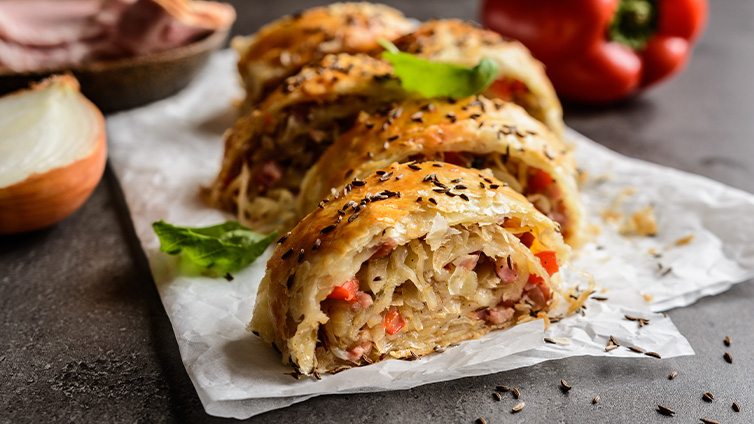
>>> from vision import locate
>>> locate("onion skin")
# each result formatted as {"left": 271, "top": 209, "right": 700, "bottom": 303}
{"left": 0, "top": 78, "right": 107, "bottom": 235}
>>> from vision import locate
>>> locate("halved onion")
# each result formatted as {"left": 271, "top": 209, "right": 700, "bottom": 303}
{"left": 0, "top": 75, "right": 106, "bottom": 234}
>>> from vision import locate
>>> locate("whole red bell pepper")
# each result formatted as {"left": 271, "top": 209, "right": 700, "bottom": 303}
{"left": 481, "top": 0, "right": 707, "bottom": 103}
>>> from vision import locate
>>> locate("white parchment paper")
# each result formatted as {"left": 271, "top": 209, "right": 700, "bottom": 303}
{"left": 106, "top": 50, "right": 754, "bottom": 419}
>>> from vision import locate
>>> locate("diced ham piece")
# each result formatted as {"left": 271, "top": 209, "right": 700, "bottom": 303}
{"left": 524, "top": 282, "right": 551, "bottom": 306}
{"left": 256, "top": 160, "right": 283, "bottom": 189}
{"left": 370, "top": 238, "right": 398, "bottom": 260}
{"left": 350, "top": 292, "right": 373, "bottom": 312}
{"left": 453, "top": 253, "right": 480, "bottom": 271}
{"left": 476, "top": 305, "right": 515, "bottom": 325}
{"left": 495, "top": 260, "right": 518, "bottom": 285}
{"left": 345, "top": 340, "right": 372, "bottom": 362}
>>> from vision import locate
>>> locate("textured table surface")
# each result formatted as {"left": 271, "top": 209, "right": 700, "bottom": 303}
{"left": 2, "top": 1, "right": 753, "bottom": 423}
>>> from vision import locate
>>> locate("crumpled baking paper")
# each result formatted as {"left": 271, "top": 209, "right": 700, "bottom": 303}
{"left": 106, "top": 50, "right": 754, "bottom": 419}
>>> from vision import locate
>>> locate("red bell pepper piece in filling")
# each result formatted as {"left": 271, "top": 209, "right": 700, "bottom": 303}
{"left": 327, "top": 279, "right": 360, "bottom": 302}
{"left": 383, "top": 307, "right": 406, "bottom": 335}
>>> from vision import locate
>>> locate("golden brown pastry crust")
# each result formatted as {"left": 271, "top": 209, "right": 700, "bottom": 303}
{"left": 299, "top": 96, "right": 582, "bottom": 244}
{"left": 235, "top": 2, "right": 414, "bottom": 108}
{"left": 206, "top": 53, "right": 407, "bottom": 232}
{"left": 250, "top": 162, "right": 569, "bottom": 375}
{"left": 392, "top": 20, "right": 564, "bottom": 138}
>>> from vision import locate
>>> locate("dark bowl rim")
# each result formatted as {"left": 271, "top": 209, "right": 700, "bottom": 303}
{"left": 0, "top": 27, "right": 231, "bottom": 78}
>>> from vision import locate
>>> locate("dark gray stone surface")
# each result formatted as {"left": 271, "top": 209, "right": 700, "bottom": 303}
{"left": 1, "top": 1, "right": 752, "bottom": 423}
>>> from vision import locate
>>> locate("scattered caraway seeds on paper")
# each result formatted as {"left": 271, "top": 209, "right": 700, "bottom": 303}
{"left": 496, "top": 385, "right": 510, "bottom": 392}
{"left": 593, "top": 395, "right": 600, "bottom": 404}
{"left": 544, "top": 337, "right": 556, "bottom": 344}
{"left": 703, "top": 392, "right": 714, "bottom": 402}
{"left": 669, "top": 371, "right": 678, "bottom": 380}
{"left": 724, "top": 336, "right": 731, "bottom": 346}
{"left": 492, "top": 392, "right": 502, "bottom": 401}
{"left": 699, "top": 419, "right": 720, "bottom": 424}
{"left": 512, "top": 402, "right": 525, "bottom": 413}
{"left": 657, "top": 405, "right": 676, "bottom": 416}
{"left": 628, "top": 346, "right": 644, "bottom": 354}
{"left": 511, "top": 387, "right": 521, "bottom": 398}
{"left": 645, "top": 351, "right": 662, "bottom": 359}
{"left": 724, "top": 352, "right": 733, "bottom": 363}
{"left": 475, "top": 418, "right": 486, "bottom": 424}
{"left": 732, "top": 402, "right": 741, "bottom": 412}
{"left": 605, "top": 345, "right": 618, "bottom": 352}
{"left": 560, "top": 379, "right": 572, "bottom": 392}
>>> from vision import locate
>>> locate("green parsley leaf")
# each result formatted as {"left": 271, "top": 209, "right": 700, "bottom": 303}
{"left": 377, "top": 38, "right": 499, "bottom": 98}
{"left": 152, "top": 220, "right": 277, "bottom": 273}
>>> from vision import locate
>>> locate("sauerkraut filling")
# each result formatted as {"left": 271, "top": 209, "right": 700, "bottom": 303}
{"left": 223, "top": 98, "right": 392, "bottom": 233}
{"left": 409, "top": 151, "right": 569, "bottom": 235}
{"left": 314, "top": 222, "right": 558, "bottom": 371}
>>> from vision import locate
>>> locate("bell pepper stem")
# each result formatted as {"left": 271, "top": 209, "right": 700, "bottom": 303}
{"left": 609, "top": 0, "right": 657, "bottom": 50}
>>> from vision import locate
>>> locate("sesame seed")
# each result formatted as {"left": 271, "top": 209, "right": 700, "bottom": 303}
{"left": 286, "top": 274, "right": 295, "bottom": 289}
{"left": 312, "top": 239, "right": 321, "bottom": 250}
{"left": 379, "top": 172, "right": 393, "bottom": 182}
{"left": 387, "top": 135, "right": 399, "bottom": 141}
{"left": 657, "top": 405, "right": 675, "bottom": 416}
{"left": 451, "top": 178, "right": 462, "bottom": 183}
{"left": 433, "top": 163, "right": 444, "bottom": 167}
{"left": 410, "top": 112, "right": 423, "bottom": 122}
{"left": 297, "top": 248, "right": 305, "bottom": 263}
{"left": 373, "top": 276, "right": 383, "bottom": 281}
{"left": 459, "top": 194, "right": 470, "bottom": 201}
{"left": 321, "top": 224, "right": 337, "bottom": 234}
{"left": 489, "top": 184, "right": 500, "bottom": 189}
{"left": 429, "top": 198, "right": 437, "bottom": 205}
{"left": 282, "top": 248, "right": 294, "bottom": 259}
{"left": 395, "top": 173, "right": 404, "bottom": 180}
{"left": 352, "top": 179, "right": 366, "bottom": 187}
{"left": 277, "top": 232, "right": 291, "bottom": 244}
{"left": 408, "top": 163, "right": 422, "bottom": 170}
{"left": 348, "top": 212, "right": 360, "bottom": 223}
{"left": 454, "top": 184, "right": 467, "bottom": 190}
{"left": 416, "top": 196, "right": 423, "bottom": 202}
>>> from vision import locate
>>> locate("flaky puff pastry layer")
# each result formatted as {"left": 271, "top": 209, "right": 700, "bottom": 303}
{"left": 392, "top": 20, "right": 564, "bottom": 138}
{"left": 205, "top": 53, "right": 407, "bottom": 233}
{"left": 234, "top": 2, "right": 414, "bottom": 109}
{"left": 250, "top": 162, "right": 569, "bottom": 375}
{"left": 299, "top": 96, "right": 582, "bottom": 245}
